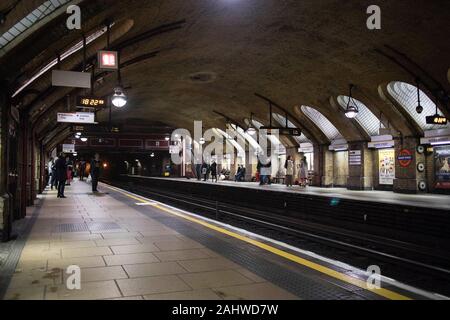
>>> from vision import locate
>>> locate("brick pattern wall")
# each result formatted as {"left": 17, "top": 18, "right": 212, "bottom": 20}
{"left": 393, "top": 138, "right": 419, "bottom": 194}
{"left": 425, "top": 149, "right": 436, "bottom": 192}
{"left": 363, "top": 147, "right": 374, "bottom": 189}
{"left": 333, "top": 151, "right": 348, "bottom": 187}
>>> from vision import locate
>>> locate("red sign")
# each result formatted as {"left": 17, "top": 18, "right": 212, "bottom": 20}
{"left": 98, "top": 50, "right": 118, "bottom": 70}
{"left": 398, "top": 149, "right": 413, "bottom": 167}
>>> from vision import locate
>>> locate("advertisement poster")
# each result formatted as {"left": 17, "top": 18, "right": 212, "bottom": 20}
{"left": 435, "top": 146, "right": 450, "bottom": 189}
{"left": 379, "top": 149, "right": 395, "bottom": 185}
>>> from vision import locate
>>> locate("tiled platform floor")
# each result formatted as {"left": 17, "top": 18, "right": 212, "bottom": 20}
{"left": 3, "top": 181, "right": 298, "bottom": 300}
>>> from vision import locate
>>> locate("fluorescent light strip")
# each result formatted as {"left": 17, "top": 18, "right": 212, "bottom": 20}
{"left": 430, "top": 141, "right": 450, "bottom": 146}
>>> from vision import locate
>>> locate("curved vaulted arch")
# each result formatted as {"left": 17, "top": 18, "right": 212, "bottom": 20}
{"left": 387, "top": 81, "right": 449, "bottom": 132}
{"left": 272, "top": 113, "right": 311, "bottom": 146}
{"left": 300, "top": 106, "right": 344, "bottom": 142}
{"left": 337, "top": 96, "right": 384, "bottom": 137}
{"left": 0, "top": 0, "right": 82, "bottom": 57}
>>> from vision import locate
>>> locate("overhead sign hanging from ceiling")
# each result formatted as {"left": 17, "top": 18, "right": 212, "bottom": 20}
{"left": 52, "top": 70, "right": 91, "bottom": 88}
{"left": 260, "top": 127, "right": 302, "bottom": 136}
{"left": 57, "top": 112, "right": 96, "bottom": 124}
{"left": 98, "top": 50, "right": 118, "bottom": 70}
{"left": 426, "top": 114, "right": 448, "bottom": 125}
{"left": 62, "top": 144, "right": 76, "bottom": 154}
{"left": 76, "top": 96, "right": 107, "bottom": 108}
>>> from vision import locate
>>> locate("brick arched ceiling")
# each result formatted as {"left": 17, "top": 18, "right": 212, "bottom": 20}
{"left": 0, "top": 0, "right": 449, "bottom": 148}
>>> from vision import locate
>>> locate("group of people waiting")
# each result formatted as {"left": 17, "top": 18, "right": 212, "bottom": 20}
{"left": 48, "top": 153, "right": 102, "bottom": 198}
{"left": 235, "top": 165, "right": 246, "bottom": 182}
{"left": 192, "top": 155, "right": 308, "bottom": 188}
{"left": 284, "top": 156, "right": 308, "bottom": 188}
{"left": 197, "top": 161, "right": 218, "bottom": 182}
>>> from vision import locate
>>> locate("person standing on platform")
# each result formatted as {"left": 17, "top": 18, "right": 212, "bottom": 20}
{"left": 210, "top": 160, "right": 218, "bottom": 183}
{"left": 90, "top": 154, "right": 101, "bottom": 192}
{"left": 50, "top": 158, "right": 58, "bottom": 190}
{"left": 55, "top": 153, "right": 67, "bottom": 198}
{"left": 196, "top": 163, "right": 202, "bottom": 181}
{"left": 66, "top": 157, "right": 73, "bottom": 186}
{"left": 79, "top": 158, "right": 86, "bottom": 181}
{"left": 266, "top": 160, "right": 272, "bottom": 185}
{"left": 201, "top": 162, "right": 208, "bottom": 182}
{"left": 285, "top": 156, "right": 294, "bottom": 187}
{"left": 47, "top": 158, "right": 54, "bottom": 188}
{"left": 257, "top": 159, "right": 265, "bottom": 185}
{"left": 299, "top": 156, "right": 308, "bottom": 188}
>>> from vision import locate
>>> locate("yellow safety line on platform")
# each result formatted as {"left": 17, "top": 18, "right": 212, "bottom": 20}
{"left": 104, "top": 184, "right": 412, "bottom": 301}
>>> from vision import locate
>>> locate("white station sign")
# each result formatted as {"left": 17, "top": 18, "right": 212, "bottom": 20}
{"left": 62, "top": 144, "right": 76, "bottom": 153}
{"left": 52, "top": 70, "right": 91, "bottom": 88}
{"left": 57, "top": 112, "right": 96, "bottom": 124}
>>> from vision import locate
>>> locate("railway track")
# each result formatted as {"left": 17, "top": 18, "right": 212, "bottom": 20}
{"left": 106, "top": 180, "right": 450, "bottom": 296}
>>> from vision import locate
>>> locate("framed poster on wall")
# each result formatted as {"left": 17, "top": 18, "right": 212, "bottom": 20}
{"left": 379, "top": 149, "right": 395, "bottom": 185}
{"left": 434, "top": 146, "right": 450, "bottom": 189}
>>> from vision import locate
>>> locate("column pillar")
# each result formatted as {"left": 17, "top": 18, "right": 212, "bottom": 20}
{"left": 310, "top": 144, "right": 321, "bottom": 186}
{"left": 347, "top": 142, "right": 373, "bottom": 190}
{"left": 0, "top": 81, "right": 12, "bottom": 241}
{"left": 319, "top": 144, "right": 334, "bottom": 187}
{"left": 393, "top": 137, "right": 420, "bottom": 194}
{"left": 19, "top": 113, "right": 28, "bottom": 218}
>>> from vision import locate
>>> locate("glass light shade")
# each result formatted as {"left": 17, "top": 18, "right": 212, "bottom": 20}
{"left": 345, "top": 105, "right": 358, "bottom": 119}
{"left": 112, "top": 87, "right": 127, "bottom": 108}
{"left": 247, "top": 127, "right": 257, "bottom": 135}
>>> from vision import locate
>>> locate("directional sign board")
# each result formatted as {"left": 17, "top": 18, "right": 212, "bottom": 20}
{"left": 57, "top": 112, "right": 96, "bottom": 124}
{"left": 62, "top": 144, "right": 76, "bottom": 153}
{"left": 260, "top": 127, "right": 302, "bottom": 136}
{"left": 52, "top": 70, "right": 91, "bottom": 88}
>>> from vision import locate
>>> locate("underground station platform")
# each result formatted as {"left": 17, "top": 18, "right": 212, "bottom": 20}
{"left": 0, "top": 180, "right": 445, "bottom": 301}
{"left": 1, "top": 0, "right": 450, "bottom": 313}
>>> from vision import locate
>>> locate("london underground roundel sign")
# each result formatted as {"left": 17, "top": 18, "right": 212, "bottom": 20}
{"left": 398, "top": 149, "right": 413, "bottom": 168}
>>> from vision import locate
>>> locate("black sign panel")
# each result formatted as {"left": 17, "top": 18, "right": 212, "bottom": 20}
{"left": 76, "top": 96, "right": 107, "bottom": 108}
{"left": 260, "top": 127, "right": 302, "bottom": 136}
{"left": 426, "top": 115, "right": 448, "bottom": 125}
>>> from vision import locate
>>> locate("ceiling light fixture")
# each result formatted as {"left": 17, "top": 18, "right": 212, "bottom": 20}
{"left": 416, "top": 79, "right": 424, "bottom": 114}
{"left": 80, "top": 137, "right": 88, "bottom": 142}
{"left": 111, "top": 49, "right": 127, "bottom": 108}
{"left": 112, "top": 86, "right": 127, "bottom": 108}
{"left": 345, "top": 84, "right": 359, "bottom": 119}
{"left": 246, "top": 113, "right": 257, "bottom": 135}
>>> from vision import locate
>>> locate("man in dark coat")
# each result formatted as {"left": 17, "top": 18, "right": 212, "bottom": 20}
{"left": 55, "top": 153, "right": 67, "bottom": 198}
{"left": 79, "top": 158, "right": 86, "bottom": 181}
{"left": 90, "top": 153, "right": 101, "bottom": 192}
{"left": 210, "top": 161, "right": 218, "bottom": 183}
